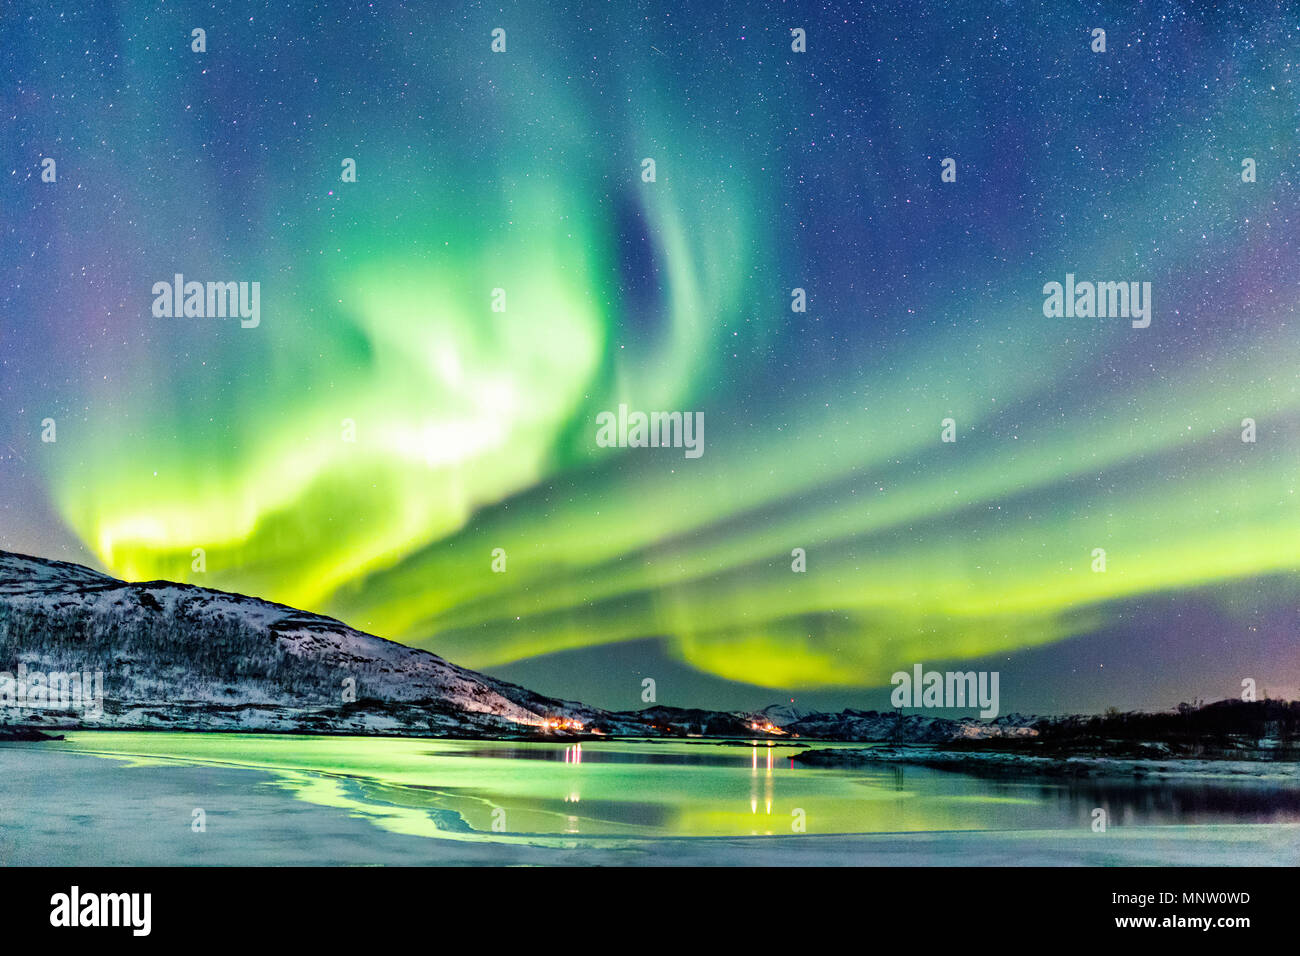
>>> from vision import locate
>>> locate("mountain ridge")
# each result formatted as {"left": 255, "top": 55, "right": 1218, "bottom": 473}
{"left": 0, "top": 549, "right": 1041, "bottom": 741}
{"left": 0, "top": 549, "right": 606, "bottom": 736}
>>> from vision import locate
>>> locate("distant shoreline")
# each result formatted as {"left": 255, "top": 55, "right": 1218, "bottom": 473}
{"left": 794, "top": 743, "right": 1300, "bottom": 780}
{"left": 0, "top": 724, "right": 812, "bottom": 746}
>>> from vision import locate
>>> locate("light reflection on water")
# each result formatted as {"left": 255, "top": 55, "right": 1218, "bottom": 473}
{"left": 47, "top": 732, "right": 1300, "bottom": 844}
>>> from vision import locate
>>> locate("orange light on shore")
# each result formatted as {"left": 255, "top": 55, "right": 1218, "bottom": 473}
{"left": 540, "top": 717, "right": 585, "bottom": 732}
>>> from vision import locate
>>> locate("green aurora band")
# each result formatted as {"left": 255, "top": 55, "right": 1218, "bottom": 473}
{"left": 18, "top": 6, "right": 1300, "bottom": 693}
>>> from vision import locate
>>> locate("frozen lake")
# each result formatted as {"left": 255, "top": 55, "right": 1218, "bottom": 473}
{"left": 2, "top": 732, "right": 1297, "bottom": 865}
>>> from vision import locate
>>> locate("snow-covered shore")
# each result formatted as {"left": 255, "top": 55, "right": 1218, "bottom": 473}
{"left": 794, "top": 744, "right": 1300, "bottom": 781}
{"left": 2, "top": 743, "right": 1296, "bottom": 866}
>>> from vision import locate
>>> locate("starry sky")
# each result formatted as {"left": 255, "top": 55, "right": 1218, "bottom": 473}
{"left": 2, "top": 1, "right": 1298, "bottom": 715}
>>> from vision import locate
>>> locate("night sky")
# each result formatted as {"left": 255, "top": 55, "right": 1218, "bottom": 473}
{"left": 2, "top": 2, "right": 1297, "bottom": 716}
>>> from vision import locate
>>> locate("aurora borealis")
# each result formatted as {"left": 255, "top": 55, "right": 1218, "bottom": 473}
{"left": 2, "top": 2, "right": 1298, "bottom": 714}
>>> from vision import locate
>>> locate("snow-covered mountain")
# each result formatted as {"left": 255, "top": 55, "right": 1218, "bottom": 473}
{"left": 0, "top": 549, "right": 1049, "bottom": 741}
{"left": 779, "top": 708, "right": 1040, "bottom": 742}
{"left": 0, "top": 550, "right": 606, "bottom": 736}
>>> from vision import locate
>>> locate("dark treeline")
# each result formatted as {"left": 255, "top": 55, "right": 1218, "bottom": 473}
{"left": 1038, "top": 698, "right": 1300, "bottom": 749}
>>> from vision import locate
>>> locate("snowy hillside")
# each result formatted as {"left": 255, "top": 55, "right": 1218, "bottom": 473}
{"left": 780, "top": 708, "right": 1040, "bottom": 742}
{"left": 0, "top": 550, "right": 1052, "bottom": 741}
{"left": 0, "top": 550, "right": 604, "bottom": 735}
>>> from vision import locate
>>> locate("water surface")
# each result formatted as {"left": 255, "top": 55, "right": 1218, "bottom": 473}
{"left": 28, "top": 732, "right": 1300, "bottom": 845}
